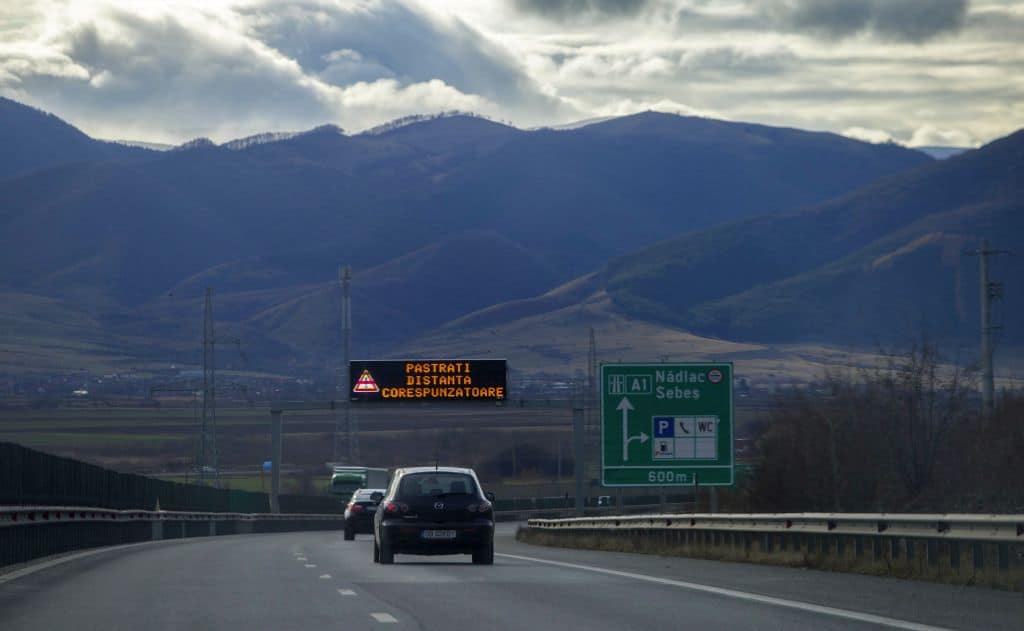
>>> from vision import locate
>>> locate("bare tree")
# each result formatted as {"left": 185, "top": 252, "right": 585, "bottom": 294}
{"left": 753, "top": 337, "right": 977, "bottom": 513}
{"left": 871, "top": 341, "right": 975, "bottom": 501}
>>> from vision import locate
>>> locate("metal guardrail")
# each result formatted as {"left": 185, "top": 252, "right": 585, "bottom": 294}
{"left": 528, "top": 512, "right": 1024, "bottom": 542}
{"left": 0, "top": 505, "right": 345, "bottom": 571}
{"left": 523, "top": 512, "right": 1024, "bottom": 590}
{"left": 496, "top": 502, "right": 693, "bottom": 522}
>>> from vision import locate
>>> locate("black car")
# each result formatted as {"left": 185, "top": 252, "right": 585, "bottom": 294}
{"left": 372, "top": 466, "right": 495, "bottom": 565}
{"left": 344, "top": 488, "right": 385, "bottom": 540}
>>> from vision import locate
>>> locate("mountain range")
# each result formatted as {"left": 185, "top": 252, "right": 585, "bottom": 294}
{"left": 0, "top": 96, "right": 1017, "bottom": 379}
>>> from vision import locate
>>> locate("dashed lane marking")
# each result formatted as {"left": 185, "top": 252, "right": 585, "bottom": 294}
{"left": 496, "top": 553, "right": 952, "bottom": 631}
{"left": 304, "top": 564, "right": 317, "bottom": 568}
{"left": 319, "top": 574, "right": 332, "bottom": 579}
{"left": 371, "top": 613, "right": 399, "bottom": 623}
{"left": 338, "top": 588, "right": 356, "bottom": 596}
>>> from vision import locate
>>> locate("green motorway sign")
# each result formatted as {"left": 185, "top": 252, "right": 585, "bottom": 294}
{"left": 601, "top": 363, "right": 734, "bottom": 487}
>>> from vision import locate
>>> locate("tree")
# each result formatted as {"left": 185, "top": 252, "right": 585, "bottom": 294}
{"left": 869, "top": 342, "right": 975, "bottom": 503}
{"left": 752, "top": 338, "right": 977, "bottom": 512}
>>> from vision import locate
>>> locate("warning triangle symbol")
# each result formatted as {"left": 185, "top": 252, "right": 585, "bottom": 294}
{"left": 353, "top": 370, "right": 380, "bottom": 393}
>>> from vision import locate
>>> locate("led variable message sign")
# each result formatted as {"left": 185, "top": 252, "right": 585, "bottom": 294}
{"left": 349, "top": 360, "right": 507, "bottom": 402}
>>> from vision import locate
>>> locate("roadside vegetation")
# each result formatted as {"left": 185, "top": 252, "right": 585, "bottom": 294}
{"left": 745, "top": 339, "right": 1022, "bottom": 513}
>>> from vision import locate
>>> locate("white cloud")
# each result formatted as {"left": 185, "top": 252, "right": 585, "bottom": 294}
{"left": 908, "top": 124, "right": 976, "bottom": 147}
{"left": 0, "top": 0, "right": 565, "bottom": 142}
{"left": 332, "top": 77, "right": 494, "bottom": 112}
{"left": 0, "top": 0, "right": 1020, "bottom": 145}
{"left": 842, "top": 126, "right": 894, "bottom": 144}
{"left": 587, "top": 97, "right": 725, "bottom": 121}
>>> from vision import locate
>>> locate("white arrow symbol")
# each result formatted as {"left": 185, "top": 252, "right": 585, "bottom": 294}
{"left": 618, "top": 397, "right": 648, "bottom": 462}
{"left": 628, "top": 432, "right": 650, "bottom": 450}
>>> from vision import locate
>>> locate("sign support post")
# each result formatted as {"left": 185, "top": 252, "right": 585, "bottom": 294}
{"left": 573, "top": 407, "right": 585, "bottom": 516}
{"left": 270, "top": 409, "right": 282, "bottom": 514}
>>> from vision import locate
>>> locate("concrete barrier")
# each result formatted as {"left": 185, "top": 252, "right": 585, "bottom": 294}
{"left": 520, "top": 512, "right": 1024, "bottom": 591}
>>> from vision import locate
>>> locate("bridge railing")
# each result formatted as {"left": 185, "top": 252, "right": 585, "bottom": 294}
{"left": 0, "top": 505, "right": 345, "bottom": 572}
{"left": 523, "top": 512, "right": 1024, "bottom": 590}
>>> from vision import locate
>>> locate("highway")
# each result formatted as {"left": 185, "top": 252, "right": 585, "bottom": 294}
{"left": 1, "top": 524, "right": 1021, "bottom": 630}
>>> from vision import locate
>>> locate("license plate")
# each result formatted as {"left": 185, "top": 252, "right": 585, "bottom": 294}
{"left": 366, "top": 506, "right": 377, "bottom": 512}
{"left": 421, "top": 529, "right": 456, "bottom": 540}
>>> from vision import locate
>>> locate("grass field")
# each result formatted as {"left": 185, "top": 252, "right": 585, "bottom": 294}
{"left": 0, "top": 401, "right": 772, "bottom": 496}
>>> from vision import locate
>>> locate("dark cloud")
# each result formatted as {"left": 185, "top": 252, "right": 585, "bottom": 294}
{"left": 512, "top": 0, "right": 654, "bottom": 21}
{"left": 244, "top": 1, "right": 534, "bottom": 107}
{"left": 681, "top": 46, "right": 797, "bottom": 79}
{"left": 964, "top": 8, "right": 1024, "bottom": 41}
{"left": 758, "top": 0, "right": 968, "bottom": 42}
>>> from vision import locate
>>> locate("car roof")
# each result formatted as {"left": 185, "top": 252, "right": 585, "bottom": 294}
{"left": 395, "top": 466, "right": 476, "bottom": 476}
{"left": 353, "top": 488, "right": 385, "bottom": 496}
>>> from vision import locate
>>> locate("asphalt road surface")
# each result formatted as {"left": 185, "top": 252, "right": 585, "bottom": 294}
{"left": 1, "top": 524, "right": 1021, "bottom": 630}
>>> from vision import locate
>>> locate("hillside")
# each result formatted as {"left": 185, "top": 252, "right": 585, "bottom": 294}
{"left": 0, "top": 98, "right": 150, "bottom": 179}
{"left": 687, "top": 199, "right": 1023, "bottom": 344}
{"left": 0, "top": 99, "right": 937, "bottom": 374}
{"left": 598, "top": 129, "right": 1024, "bottom": 345}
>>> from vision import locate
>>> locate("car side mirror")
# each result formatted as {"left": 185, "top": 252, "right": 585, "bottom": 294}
{"left": 485, "top": 491, "right": 496, "bottom": 503}
{"left": 370, "top": 491, "right": 384, "bottom": 504}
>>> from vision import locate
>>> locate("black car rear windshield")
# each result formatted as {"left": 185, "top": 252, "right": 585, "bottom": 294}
{"left": 398, "top": 473, "right": 477, "bottom": 498}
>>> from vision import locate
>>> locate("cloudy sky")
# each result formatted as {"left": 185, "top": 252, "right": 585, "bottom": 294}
{"left": 1, "top": 0, "right": 1022, "bottom": 146}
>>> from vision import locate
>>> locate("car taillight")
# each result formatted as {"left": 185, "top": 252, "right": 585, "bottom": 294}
{"left": 384, "top": 502, "right": 408, "bottom": 514}
{"left": 467, "top": 502, "right": 492, "bottom": 513}
{"left": 349, "top": 504, "right": 363, "bottom": 512}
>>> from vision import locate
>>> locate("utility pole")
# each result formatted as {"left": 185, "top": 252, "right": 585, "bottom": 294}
{"left": 966, "top": 240, "right": 1006, "bottom": 417}
{"left": 334, "top": 265, "right": 358, "bottom": 463}
{"left": 200, "top": 288, "right": 217, "bottom": 485}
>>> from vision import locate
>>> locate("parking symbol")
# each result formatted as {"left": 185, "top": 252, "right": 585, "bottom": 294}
{"left": 608, "top": 375, "right": 626, "bottom": 395}
{"left": 653, "top": 417, "right": 674, "bottom": 437}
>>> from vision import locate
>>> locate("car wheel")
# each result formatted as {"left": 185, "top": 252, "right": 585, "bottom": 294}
{"left": 344, "top": 528, "right": 355, "bottom": 541}
{"left": 379, "top": 537, "right": 394, "bottom": 565}
{"left": 472, "top": 541, "right": 494, "bottom": 565}
{"left": 373, "top": 540, "right": 380, "bottom": 563}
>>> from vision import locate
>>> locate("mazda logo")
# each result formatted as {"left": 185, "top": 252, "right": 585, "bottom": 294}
{"left": 434, "top": 502, "right": 445, "bottom": 510}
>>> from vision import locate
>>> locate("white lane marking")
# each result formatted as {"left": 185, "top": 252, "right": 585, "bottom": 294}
{"left": 304, "top": 564, "right": 317, "bottom": 568}
{"left": 338, "top": 588, "right": 356, "bottom": 596}
{"left": 496, "top": 553, "right": 952, "bottom": 631}
{"left": 296, "top": 557, "right": 308, "bottom": 561}
{"left": 371, "top": 613, "right": 399, "bottom": 623}
{"left": 319, "top": 574, "right": 332, "bottom": 579}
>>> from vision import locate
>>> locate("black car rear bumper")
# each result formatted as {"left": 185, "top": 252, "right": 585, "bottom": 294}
{"left": 345, "top": 513, "right": 375, "bottom": 534}
{"left": 379, "top": 519, "right": 494, "bottom": 554}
